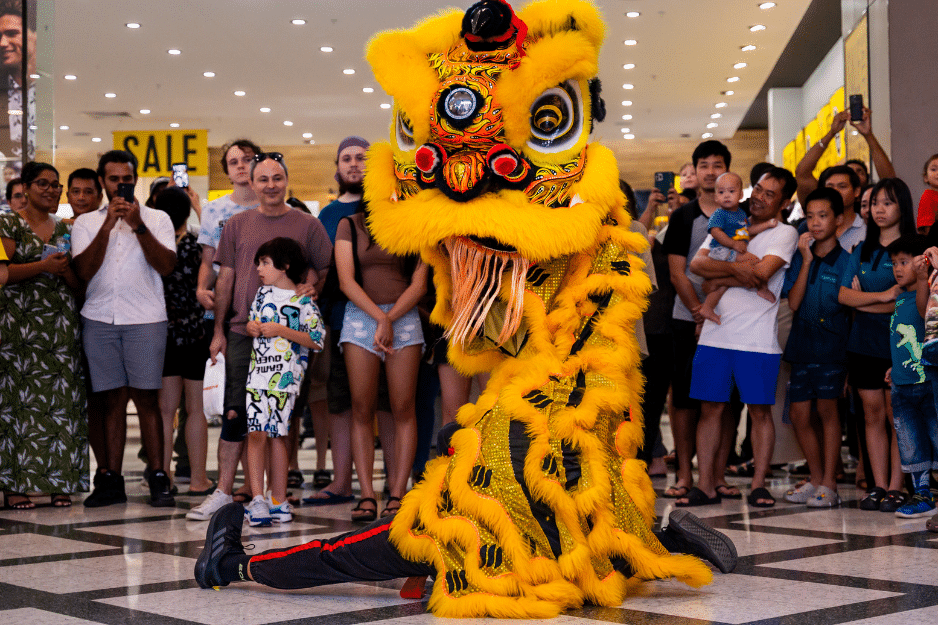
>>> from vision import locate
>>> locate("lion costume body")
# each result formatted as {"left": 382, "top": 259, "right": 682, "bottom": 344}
{"left": 364, "top": 0, "right": 712, "bottom": 617}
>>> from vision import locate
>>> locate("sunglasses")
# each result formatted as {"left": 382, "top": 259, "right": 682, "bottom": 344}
{"left": 253, "top": 152, "right": 284, "bottom": 164}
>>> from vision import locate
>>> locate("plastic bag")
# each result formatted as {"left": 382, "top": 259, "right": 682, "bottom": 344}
{"left": 203, "top": 354, "right": 225, "bottom": 422}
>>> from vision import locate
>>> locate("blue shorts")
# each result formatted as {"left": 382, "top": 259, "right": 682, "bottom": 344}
{"left": 689, "top": 345, "right": 781, "bottom": 406}
{"left": 788, "top": 362, "right": 846, "bottom": 403}
{"left": 339, "top": 302, "right": 424, "bottom": 361}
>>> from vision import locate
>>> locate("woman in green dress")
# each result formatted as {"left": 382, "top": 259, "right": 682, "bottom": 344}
{"left": 0, "top": 162, "right": 87, "bottom": 508}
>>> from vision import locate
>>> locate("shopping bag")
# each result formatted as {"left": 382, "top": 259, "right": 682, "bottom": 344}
{"left": 203, "top": 354, "right": 225, "bottom": 421}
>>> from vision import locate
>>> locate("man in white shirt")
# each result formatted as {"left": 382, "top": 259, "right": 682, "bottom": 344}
{"left": 681, "top": 167, "right": 799, "bottom": 509}
{"left": 72, "top": 150, "right": 177, "bottom": 508}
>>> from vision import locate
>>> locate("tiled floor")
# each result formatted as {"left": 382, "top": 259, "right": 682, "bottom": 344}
{"left": 2, "top": 421, "right": 937, "bottom": 625}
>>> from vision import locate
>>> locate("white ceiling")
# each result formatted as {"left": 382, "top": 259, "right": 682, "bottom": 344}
{"left": 49, "top": 0, "right": 813, "bottom": 150}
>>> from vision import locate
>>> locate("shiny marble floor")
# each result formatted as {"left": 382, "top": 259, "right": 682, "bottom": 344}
{"left": 2, "top": 421, "right": 937, "bottom": 625}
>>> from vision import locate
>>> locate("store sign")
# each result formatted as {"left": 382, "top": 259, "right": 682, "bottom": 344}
{"left": 112, "top": 129, "right": 208, "bottom": 176}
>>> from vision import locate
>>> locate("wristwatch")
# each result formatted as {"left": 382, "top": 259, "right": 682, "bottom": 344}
{"left": 134, "top": 223, "right": 148, "bottom": 235}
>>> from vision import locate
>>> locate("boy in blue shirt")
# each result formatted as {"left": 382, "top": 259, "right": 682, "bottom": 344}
{"left": 781, "top": 188, "right": 852, "bottom": 508}
{"left": 886, "top": 233, "right": 937, "bottom": 518}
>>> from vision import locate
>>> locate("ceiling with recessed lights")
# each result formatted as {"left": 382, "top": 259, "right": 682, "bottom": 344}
{"left": 50, "top": 0, "right": 814, "bottom": 150}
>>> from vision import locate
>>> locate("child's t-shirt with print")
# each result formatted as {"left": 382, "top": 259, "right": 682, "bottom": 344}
{"left": 247, "top": 286, "right": 324, "bottom": 394}
{"left": 890, "top": 290, "right": 926, "bottom": 385}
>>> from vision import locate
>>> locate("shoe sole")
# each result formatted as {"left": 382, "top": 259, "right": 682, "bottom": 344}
{"left": 668, "top": 509, "right": 738, "bottom": 574}
{"left": 194, "top": 503, "right": 244, "bottom": 589}
{"left": 895, "top": 509, "right": 936, "bottom": 519}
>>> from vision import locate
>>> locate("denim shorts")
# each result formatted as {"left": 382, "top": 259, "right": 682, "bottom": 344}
{"left": 891, "top": 381, "right": 938, "bottom": 473}
{"left": 339, "top": 301, "right": 424, "bottom": 361}
{"left": 789, "top": 362, "right": 846, "bottom": 403}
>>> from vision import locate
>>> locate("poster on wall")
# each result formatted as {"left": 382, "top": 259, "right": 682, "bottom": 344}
{"left": 0, "top": 0, "right": 36, "bottom": 195}
{"left": 844, "top": 14, "right": 870, "bottom": 165}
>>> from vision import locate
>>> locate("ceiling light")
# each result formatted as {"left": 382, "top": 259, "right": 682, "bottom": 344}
{"left": 126, "top": 23, "right": 140, "bottom": 29}
{"left": 715, "top": 102, "right": 727, "bottom": 108}
{"left": 59, "top": 125, "right": 69, "bottom": 130}
{"left": 702, "top": 133, "right": 713, "bottom": 139}
{"left": 623, "top": 134, "right": 635, "bottom": 140}
{"left": 29, "top": 73, "right": 39, "bottom": 79}
{"left": 621, "top": 128, "right": 630, "bottom": 133}
{"left": 91, "top": 137, "right": 101, "bottom": 143}
{"left": 622, "top": 114, "right": 632, "bottom": 120}
{"left": 170, "top": 123, "right": 179, "bottom": 128}
{"left": 139, "top": 109, "right": 150, "bottom": 114}
{"left": 759, "top": 2, "right": 776, "bottom": 9}
{"left": 302, "top": 132, "right": 313, "bottom": 139}
{"left": 623, "top": 63, "right": 635, "bottom": 70}
{"left": 259, "top": 107, "right": 271, "bottom": 113}
{"left": 707, "top": 122, "right": 718, "bottom": 129}
{"left": 727, "top": 76, "right": 740, "bottom": 83}
{"left": 283, "top": 121, "right": 293, "bottom": 126}
{"left": 380, "top": 103, "right": 392, "bottom": 109}
{"left": 234, "top": 90, "right": 246, "bottom": 96}
{"left": 622, "top": 83, "right": 634, "bottom": 89}
{"left": 203, "top": 71, "right": 215, "bottom": 78}
{"left": 750, "top": 24, "right": 766, "bottom": 32}
{"left": 626, "top": 11, "right": 640, "bottom": 18}
{"left": 168, "top": 49, "right": 181, "bottom": 55}
{"left": 320, "top": 46, "right": 333, "bottom": 52}
{"left": 741, "top": 44, "right": 756, "bottom": 51}
{"left": 722, "top": 90, "right": 735, "bottom": 96}
{"left": 291, "top": 19, "right": 306, "bottom": 25}
{"left": 622, "top": 100, "right": 632, "bottom": 106}
{"left": 64, "top": 74, "right": 76, "bottom": 80}
{"left": 343, "top": 68, "right": 355, "bottom": 75}
{"left": 309, "top": 140, "right": 316, "bottom": 145}
{"left": 362, "top": 87, "right": 374, "bottom": 93}
{"left": 734, "top": 62, "right": 747, "bottom": 69}
{"left": 104, "top": 92, "right": 116, "bottom": 98}
{"left": 711, "top": 113, "right": 722, "bottom": 119}
{"left": 624, "top": 39, "right": 637, "bottom": 46}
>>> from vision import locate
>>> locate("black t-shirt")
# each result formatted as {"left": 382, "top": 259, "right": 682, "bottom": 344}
{"left": 662, "top": 199, "right": 703, "bottom": 259}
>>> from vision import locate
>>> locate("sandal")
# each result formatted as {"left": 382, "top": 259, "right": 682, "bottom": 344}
{"left": 51, "top": 494, "right": 72, "bottom": 507}
{"left": 232, "top": 491, "right": 251, "bottom": 504}
{"left": 725, "top": 459, "right": 754, "bottom": 477}
{"left": 382, "top": 496, "right": 401, "bottom": 518}
{"left": 4, "top": 492, "right": 35, "bottom": 510}
{"left": 313, "top": 469, "right": 332, "bottom": 490}
{"left": 675, "top": 487, "right": 721, "bottom": 507}
{"left": 287, "top": 470, "right": 304, "bottom": 489}
{"left": 715, "top": 484, "right": 742, "bottom": 499}
{"left": 879, "top": 490, "right": 907, "bottom": 513}
{"left": 747, "top": 487, "right": 775, "bottom": 507}
{"left": 663, "top": 484, "right": 690, "bottom": 498}
{"left": 859, "top": 486, "right": 887, "bottom": 510}
{"left": 351, "top": 497, "right": 377, "bottom": 523}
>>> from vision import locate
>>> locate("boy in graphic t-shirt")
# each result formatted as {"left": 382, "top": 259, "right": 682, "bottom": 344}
{"left": 885, "top": 234, "right": 938, "bottom": 520}
{"left": 244, "top": 237, "right": 324, "bottom": 527}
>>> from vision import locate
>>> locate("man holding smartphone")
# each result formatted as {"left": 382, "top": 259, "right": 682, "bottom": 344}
{"left": 72, "top": 150, "right": 177, "bottom": 508}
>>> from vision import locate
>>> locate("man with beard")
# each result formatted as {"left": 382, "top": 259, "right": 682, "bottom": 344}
{"left": 317, "top": 137, "right": 368, "bottom": 241}
{"left": 0, "top": 0, "right": 35, "bottom": 163}
{"left": 687, "top": 167, "right": 799, "bottom": 508}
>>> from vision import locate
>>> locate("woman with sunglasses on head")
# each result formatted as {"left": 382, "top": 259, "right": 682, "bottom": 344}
{"left": 0, "top": 162, "right": 87, "bottom": 509}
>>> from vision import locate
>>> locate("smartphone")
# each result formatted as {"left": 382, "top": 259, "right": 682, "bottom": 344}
{"left": 172, "top": 162, "right": 189, "bottom": 188}
{"left": 654, "top": 172, "right": 675, "bottom": 196}
{"left": 117, "top": 182, "right": 135, "bottom": 203}
{"left": 40, "top": 244, "right": 60, "bottom": 260}
{"left": 849, "top": 94, "right": 864, "bottom": 122}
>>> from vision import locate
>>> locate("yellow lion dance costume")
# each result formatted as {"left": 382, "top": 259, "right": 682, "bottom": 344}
{"left": 365, "top": 0, "right": 712, "bottom": 617}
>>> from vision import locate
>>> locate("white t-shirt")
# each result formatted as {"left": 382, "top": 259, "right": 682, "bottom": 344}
{"left": 246, "top": 286, "right": 324, "bottom": 394}
{"left": 72, "top": 205, "right": 176, "bottom": 325}
{"left": 697, "top": 223, "right": 798, "bottom": 354}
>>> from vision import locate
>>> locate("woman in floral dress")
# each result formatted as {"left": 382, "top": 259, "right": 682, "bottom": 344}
{"left": 0, "top": 162, "right": 87, "bottom": 508}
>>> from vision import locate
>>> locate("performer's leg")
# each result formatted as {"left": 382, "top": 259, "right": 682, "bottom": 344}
{"left": 195, "top": 503, "right": 432, "bottom": 590}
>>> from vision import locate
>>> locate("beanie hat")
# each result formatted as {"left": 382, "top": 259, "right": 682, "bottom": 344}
{"left": 335, "top": 136, "right": 370, "bottom": 183}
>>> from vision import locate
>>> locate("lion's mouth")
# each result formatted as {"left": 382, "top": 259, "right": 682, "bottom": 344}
{"left": 465, "top": 235, "right": 517, "bottom": 253}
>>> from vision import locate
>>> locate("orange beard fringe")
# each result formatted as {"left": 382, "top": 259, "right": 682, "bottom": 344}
{"left": 444, "top": 237, "right": 530, "bottom": 347}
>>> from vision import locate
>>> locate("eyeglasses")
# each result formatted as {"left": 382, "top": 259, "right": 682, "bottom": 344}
{"left": 253, "top": 152, "right": 284, "bottom": 164}
{"left": 31, "top": 179, "right": 63, "bottom": 191}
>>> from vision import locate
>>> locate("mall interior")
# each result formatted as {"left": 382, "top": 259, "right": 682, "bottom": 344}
{"left": 2, "top": 1, "right": 938, "bottom": 624}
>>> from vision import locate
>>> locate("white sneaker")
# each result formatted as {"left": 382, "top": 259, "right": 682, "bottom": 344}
{"left": 246, "top": 495, "right": 273, "bottom": 527}
{"left": 268, "top": 498, "right": 294, "bottom": 524}
{"left": 186, "top": 489, "right": 234, "bottom": 521}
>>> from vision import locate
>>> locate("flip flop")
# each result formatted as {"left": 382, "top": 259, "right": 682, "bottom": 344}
{"left": 302, "top": 490, "right": 355, "bottom": 506}
{"left": 351, "top": 497, "right": 377, "bottom": 523}
{"left": 747, "top": 487, "right": 775, "bottom": 507}
{"left": 232, "top": 491, "right": 251, "bottom": 504}
{"left": 381, "top": 496, "right": 401, "bottom": 518}
{"left": 716, "top": 484, "right": 742, "bottom": 499}
{"left": 51, "top": 494, "right": 72, "bottom": 507}
{"left": 663, "top": 484, "right": 690, "bottom": 498}
{"left": 675, "top": 487, "right": 721, "bottom": 507}
{"left": 185, "top": 481, "right": 217, "bottom": 497}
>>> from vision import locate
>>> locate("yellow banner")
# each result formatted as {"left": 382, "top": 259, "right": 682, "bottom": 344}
{"left": 112, "top": 129, "right": 209, "bottom": 177}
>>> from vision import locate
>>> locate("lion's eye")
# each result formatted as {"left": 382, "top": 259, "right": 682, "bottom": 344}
{"left": 527, "top": 81, "right": 582, "bottom": 153}
{"left": 397, "top": 111, "right": 415, "bottom": 150}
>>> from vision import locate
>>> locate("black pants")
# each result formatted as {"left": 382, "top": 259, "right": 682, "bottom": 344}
{"left": 249, "top": 515, "right": 432, "bottom": 589}
{"left": 640, "top": 333, "right": 673, "bottom": 464}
